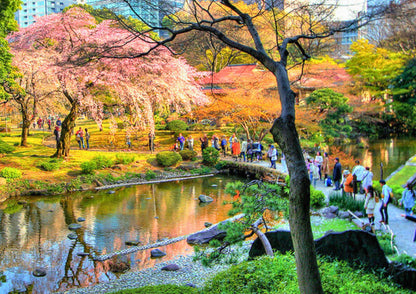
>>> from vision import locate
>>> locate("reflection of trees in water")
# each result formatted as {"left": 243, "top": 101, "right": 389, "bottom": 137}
{"left": 0, "top": 176, "right": 238, "bottom": 292}
{"left": 56, "top": 197, "right": 109, "bottom": 292}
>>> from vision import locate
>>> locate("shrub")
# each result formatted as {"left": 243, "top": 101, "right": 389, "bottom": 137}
{"left": 310, "top": 186, "right": 326, "bottom": 208}
{"left": 392, "top": 254, "right": 416, "bottom": 268}
{"left": 80, "top": 161, "right": 97, "bottom": 174}
{"left": 215, "top": 160, "right": 228, "bottom": 170}
{"left": 202, "top": 147, "right": 220, "bottom": 166}
{"left": 166, "top": 120, "right": 188, "bottom": 132}
{"left": 145, "top": 169, "right": 156, "bottom": 181}
{"left": 115, "top": 154, "right": 136, "bottom": 165}
{"left": 92, "top": 155, "right": 114, "bottom": 169}
{"left": 328, "top": 192, "right": 365, "bottom": 214}
{"left": 111, "top": 284, "right": 198, "bottom": 294}
{"left": 179, "top": 150, "right": 197, "bottom": 161}
{"left": 202, "top": 253, "right": 410, "bottom": 294}
{"left": 0, "top": 167, "right": 22, "bottom": 179}
{"left": 0, "top": 139, "right": 15, "bottom": 154}
{"left": 156, "top": 151, "right": 182, "bottom": 167}
{"left": 40, "top": 158, "right": 62, "bottom": 171}
{"left": 188, "top": 123, "right": 205, "bottom": 131}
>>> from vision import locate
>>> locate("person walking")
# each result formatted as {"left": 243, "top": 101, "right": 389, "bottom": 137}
{"left": 352, "top": 160, "right": 366, "bottom": 194}
{"left": 220, "top": 136, "right": 227, "bottom": 156}
{"left": 322, "top": 152, "right": 330, "bottom": 180}
{"left": 75, "top": 127, "right": 85, "bottom": 149}
{"left": 400, "top": 182, "right": 415, "bottom": 217}
{"left": 213, "top": 135, "right": 220, "bottom": 151}
{"left": 361, "top": 167, "right": 374, "bottom": 196}
{"left": 311, "top": 160, "right": 320, "bottom": 187}
{"left": 177, "top": 133, "right": 185, "bottom": 150}
{"left": 333, "top": 157, "right": 342, "bottom": 190}
{"left": 231, "top": 138, "right": 240, "bottom": 161}
{"left": 84, "top": 128, "right": 90, "bottom": 150}
{"left": 315, "top": 151, "right": 323, "bottom": 180}
{"left": 364, "top": 185, "right": 377, "bottom": 225}
{"left": 268, "top": 145, "right": 278, "bottom": 169}
{"left": 187, "top": 135, "right": 194, "bottom": 151}
{"left": 200, "top": 134, "right": 208, "bottom": 153}
{"left": 126, "top": 134, "right": 132, "bottom": 149}
{"left": 343, "top": 170, "right": 354, "bottom": 197}
{"left": 247, "top": 140, "right": 254, "bottom": 162}
{"left": 240, "top": 138, "right": 247, "bottom": 162}
{"left": 379, "top": 179, "right": 393, "bottom": 225}
{"left": 53, "top": 126, "right": 60, "bottom": 148}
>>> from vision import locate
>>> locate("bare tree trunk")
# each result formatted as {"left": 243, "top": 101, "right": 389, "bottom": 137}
{"left": 270, "top": 66, "right": 323, "bottom": 294}
{"left": 19, "top": 105, "right": 31, "bottom": 147}
{"left": 53, "top": 102, "right": 78, "bottom": 158}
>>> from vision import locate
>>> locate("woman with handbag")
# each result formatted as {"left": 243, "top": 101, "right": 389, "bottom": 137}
{"left": 364, "top": 185, "right": 376, "bottom": 225}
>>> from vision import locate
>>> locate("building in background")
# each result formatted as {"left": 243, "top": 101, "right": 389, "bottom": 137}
{"left": 15, "top": 0, "right": 83, "bottom": 28}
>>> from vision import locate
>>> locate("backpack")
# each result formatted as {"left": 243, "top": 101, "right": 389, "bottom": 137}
{"left": 325, "top": 177, "right": 332, "bottom": 187}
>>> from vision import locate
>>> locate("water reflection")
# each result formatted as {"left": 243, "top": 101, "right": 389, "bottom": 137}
{"left": 0, "top": 175, "right": 238, "bottom": 293}
{"left": 341, "top": 137, "right": 416, "bottom": 180}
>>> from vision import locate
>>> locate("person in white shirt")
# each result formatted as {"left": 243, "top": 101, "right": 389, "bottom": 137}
{"left": 314, "top": 151, "right": 323, "bottom": 180}
{"left": 361, "top": 167, "right": 374, "bottom": 196}
{"left": 352, "top": 160, "right": 366, "bottom": 194}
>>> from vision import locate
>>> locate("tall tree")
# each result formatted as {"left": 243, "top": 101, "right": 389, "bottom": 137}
{"left": 0, "top": 0, "right": 21, "bottom": 101}
{"left": 346, "top": 39, "right": 408, "bottom": 99}
{"left": 2, "top": 51, "right": 59, "bottom": 146}
{"left": 9, "top": 7, "right": 207, "bottom": 157}
{"left": 87, "top": 0, "right": 391, "bottom": 291}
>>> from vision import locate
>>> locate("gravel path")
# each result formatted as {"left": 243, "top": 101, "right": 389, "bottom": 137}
{"left": 63, "top": 244, "right": 250, "bottom": 294}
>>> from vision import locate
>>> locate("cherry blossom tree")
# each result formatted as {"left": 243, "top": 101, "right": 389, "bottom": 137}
{"left": 2, "top": 51, "right": 59, "bottom": 146}
{"left": 9, "top": 7, "right": 207, "bottom": 157}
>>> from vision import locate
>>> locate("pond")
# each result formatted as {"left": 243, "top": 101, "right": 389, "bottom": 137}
{"left": 0, "top": 175, "right": 240, "bottom": 293}
{"left": 342, "top": 137, "right": 416, "bottom": 180}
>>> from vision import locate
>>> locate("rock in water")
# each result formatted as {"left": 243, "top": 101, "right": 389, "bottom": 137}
{"left": 125, "top": 240, "right": 141, "bottom": 246}
{"left": 33, "top": 268, "right": 47, "bottom": 277}
{"left": 151, "top": 249, "right": 166, "bottom": 258}
{"left": 198, "top": 194, "right": 213, "bottom": 203}
{"left": 67, "top": 233, "right": 77, "bottom": 240}
{"left": 77, "top": 217, "right": 86, "bottom": 222}
{"left": 68, "top": 223, "right": 82, "bottom": 230}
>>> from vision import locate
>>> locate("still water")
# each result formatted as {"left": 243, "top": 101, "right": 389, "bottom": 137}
{"left": 0, "top": 175, "right": 239, "bottom": 293}
{"left": 342, "top": 137, "right": 416, "bottom": 180}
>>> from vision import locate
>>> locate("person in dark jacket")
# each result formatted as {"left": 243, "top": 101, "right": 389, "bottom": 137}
{"left": 333, "top": 157, "right": 342, "bottom": 190}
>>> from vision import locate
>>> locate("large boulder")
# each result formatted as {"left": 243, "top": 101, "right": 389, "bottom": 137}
{"left": 187, "top": 225, "right": 226, "bottom": 245}
{"left": 249, "top": 230, "right": 389, "bottom": 269}
{"left": 388, "top": 262, "right": 416, "bottom": 291}
{"left": 249, "top": 230, "right": 293, "bottom": 258}
{"left": 314, "top": 230, "right": 389, "bottom": 269}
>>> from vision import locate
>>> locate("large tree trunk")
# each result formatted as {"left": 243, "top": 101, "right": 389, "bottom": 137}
{"left": 270, "top": 65, "right": 323, "bottom": 294}
{"left": 53, "top": 102, "right": 78, "bottom": 158}
{"left": 19, "top": 105, "right": 31, "bottom": 147}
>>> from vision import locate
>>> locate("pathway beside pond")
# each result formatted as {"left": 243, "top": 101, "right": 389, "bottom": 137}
{"left": 252, "top": 159, "right": 416, "bottom": 257}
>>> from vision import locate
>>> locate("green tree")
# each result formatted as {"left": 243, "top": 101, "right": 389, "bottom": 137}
{"left": 306, "top": 88, "right": 353, "bottom": 140}
{"left": 0, "top": 0, "right": 21, "bottom": 100}
{"left": 389, "top": 58, "right": 416, "bottom": 134}
{"left": 346, "top": 39, "right": 407, "bottom": 99}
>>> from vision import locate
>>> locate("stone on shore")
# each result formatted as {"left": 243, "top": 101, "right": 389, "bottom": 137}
{"left": 198, "top": 194, "right": 213, "bottom": 203}
{"left": 161, "top": 264, "right": 180, "bottom": 271}
{"left": 187, "top": 225, "right": 226, "bottom": 245}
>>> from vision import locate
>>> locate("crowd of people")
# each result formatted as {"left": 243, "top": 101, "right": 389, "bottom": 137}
{"left": 172, "top": 133, "right": 287, "bottom": 171}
